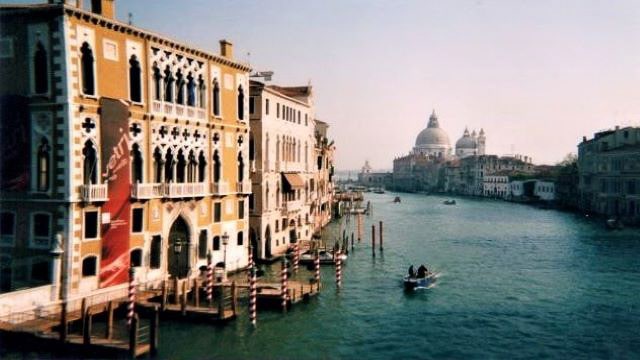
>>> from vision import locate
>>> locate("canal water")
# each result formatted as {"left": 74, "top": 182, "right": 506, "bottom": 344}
{"left": 159, "top": 193, "right": 640, "bottom": 359}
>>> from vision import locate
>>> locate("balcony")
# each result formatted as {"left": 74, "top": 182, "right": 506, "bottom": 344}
{"left": 163, "top": 182, "right": 209, "bottom": 198}
{"left": 79, "top": 184, "right": 108, "bottom": 202}
{"left": 281, "top": 200, "right": 302, "bottom": 215}
{"left": 131, "top": 183, "right": 163, "bottom": 200}
{"left": 236, "top": 181, "right": 251, "bottom": 194}
{"left": 211, "top": 181, "right": 230, "bottom": 196}
{"left": 152, "top": 100, "right": 206, "bottom": 121}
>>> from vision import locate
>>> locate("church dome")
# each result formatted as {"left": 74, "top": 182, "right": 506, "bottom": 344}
{"left": 456, "top": 128, "right": 477, "bottom": 149}
{"left": 414, "top": 110, "right": 451, "bottom": 147}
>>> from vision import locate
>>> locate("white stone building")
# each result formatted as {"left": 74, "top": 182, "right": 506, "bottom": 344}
{"left": 483, "top": 175, "right": 510, "bottom": 198}
{"left": 534, "top": 181, "right": 556, "bottom": 201}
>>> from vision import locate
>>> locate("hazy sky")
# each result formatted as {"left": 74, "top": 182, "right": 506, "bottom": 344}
{"left": 9, "top": 1, "right": 640, "bottom": 170}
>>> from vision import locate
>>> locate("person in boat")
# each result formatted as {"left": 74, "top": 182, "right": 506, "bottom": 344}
{"left": 417, "top": 264, "right": 428, "bottom": 278}
{"left": 408, "top": 265, "right": 416, "bottom": 278}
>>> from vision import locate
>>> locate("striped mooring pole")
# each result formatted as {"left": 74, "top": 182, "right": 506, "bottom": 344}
{"left": 206, "top": 251, "right": 213, "bottom": 306}
{"left": 248, "top": 245, "right": 254, "bottom": 281}
{"left": 127, "top": 267, "right": 136, "bottom": 326}
{"left": 293, "top": 242, "right": 299, "bottom": 273}
{"left": 335, "top": 250, "right": 342, "bottom": 288}
{"left": 281, "top": 257, "right": 288, "bottom": 312}
{"left": 249, "top": 266, "right": 257, "bottom": 327}
{"left": 314, "top": 249, "right": 321, "bottom": 285}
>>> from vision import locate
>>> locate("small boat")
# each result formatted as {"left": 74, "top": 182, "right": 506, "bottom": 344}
{"left": 606, "top": 218, "right": 624, "bottom": 230}
{"left": 393, "top": 196, "right": 401, "bottom": 203}
{"left": 443, "top": 199, "right": 456, "bottom": 205}
{"left": 299, "top": 250, "right": 347, "bottom": 265}
{"left": 403, "top": 273, "right": 437, "bottom": 291}
{"left": 373, "top": 187, "right": 385, "bottom": 194}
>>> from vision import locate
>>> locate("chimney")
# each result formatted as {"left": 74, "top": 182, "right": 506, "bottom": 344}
{"left": 219, "top": 39, "right": 233, "bottom": 59}
{"left": 91, "top": 0, "right": 115, "bottom": 19}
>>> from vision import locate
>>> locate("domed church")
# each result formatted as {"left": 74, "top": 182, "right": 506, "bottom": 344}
{"left": 413, "top": 110, "right": 452, "bottom": 158}
{"left": 455, "top": 127, "right": 486, "bottom": 158}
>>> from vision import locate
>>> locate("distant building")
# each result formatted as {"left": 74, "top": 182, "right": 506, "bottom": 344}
{"left": 483, "top": 175, "right": 510, "bottom": 198}
{"left": 357, "top": 160, "right": 392, "bottom": 188}
{"left": 578, "top": 126, "right": 640, "bottom": 224}
{"left": 534, "top": 181, "right": 556, "bottom": 201}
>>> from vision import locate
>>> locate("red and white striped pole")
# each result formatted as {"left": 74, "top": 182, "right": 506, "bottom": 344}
{"left": 206, "top": 251, "right": 213, "bottom": 306}
{"left": 249, "top": 266, "right": 257, "bottom": 327}
{"left": 247, "top": 245, "right": 254, "bottom": 281}
{"left": 127, "top": 267, "right": 136, "bottom": 326}
{"left": 281, "top": 257, "right": 288, "bottom": 312}
{"left": 314, "top": 249, "right": 320, "bottom": 286}
{"left": 335, "top": 250, "right": 342, "bottom": 288}
{"left": 293, "top": 242, "right": 299, "bottom": 273}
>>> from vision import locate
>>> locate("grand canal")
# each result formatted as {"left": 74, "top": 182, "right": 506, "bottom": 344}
{"left": 158, "top": 193, "right": 640, "bottom": 359}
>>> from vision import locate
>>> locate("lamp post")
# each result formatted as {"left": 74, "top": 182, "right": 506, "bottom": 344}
{"left": 222, "top": 232, "right": 229, "bottom": 281}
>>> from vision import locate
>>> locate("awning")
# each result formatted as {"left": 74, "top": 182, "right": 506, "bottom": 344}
{"left": 282, "top": 172, "right": 305, "bottom": 189}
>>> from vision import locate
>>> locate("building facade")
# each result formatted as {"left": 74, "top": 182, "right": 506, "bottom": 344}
{"left": 0, "top": 0, "right": 250, "bottom": 310}
{"left": 578, "top": 126, "right": 640, "bottom": 224}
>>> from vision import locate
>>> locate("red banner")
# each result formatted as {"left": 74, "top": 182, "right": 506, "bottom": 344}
{"left": 99, "top": 98, "right": 131, "bottom": 287}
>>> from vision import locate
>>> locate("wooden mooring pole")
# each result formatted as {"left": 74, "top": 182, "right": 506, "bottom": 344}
{"left": 59, "top": 301, "right": 67, "bottom": 342}
{"left": 372, "top": 224, "right": 376, "bottom": 257}
{"left": 150, "top": 306, "right": 159, "bottom": 357}
{"left": 129, "top": 314, "right": 139, "bottom": 359}
{"left": 105, "top": 301, "right": 114, "bottom": 340}
{"left": 379, "top": 221, "right": 384, "bottom": 251}
{"left": 83, "top": 309, "right": 92, "bottom": 345}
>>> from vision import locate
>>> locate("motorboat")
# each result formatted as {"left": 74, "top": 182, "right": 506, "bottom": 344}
{"left": 403, "top": 272, "right": 437, "bottom": 291}
{"left": 299, "top": 250, "right": 347, "bottom": 265}
{"left": 393, "top": 196, "right": 401, "bottom": 203}
{"left": 373, "top": 187, "right": 385, "bottom": 194}
{"left": 443, "top": 199, "right": 456, "bottom": 205}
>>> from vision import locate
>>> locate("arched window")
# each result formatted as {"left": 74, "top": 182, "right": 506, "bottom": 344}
{"left": 131, "top": 143, "right": 143, "bottom": 183}
{"left": 213, "top": 150, "right": 221, "bottom": 183}
{"left": 238, "top": 151, "right": 244, "bottom": 182}
{"left": 82, "top": 256, "right": 97, "bottom": 277}
{"left": 164, "top": 148, "right": 174, "bottom": 182}
{"left": 186, "top": 73, "right": 196, "bottom": 107}
{"left": 266, "top": 185, "right": 270, "bottom": 208}
{"left": 34, "top": 42, "right": 48, "bottom": 94}
{"left": 130, "top": 249, "right": 143, "bottom": 267}
{"left": 176, "top": 149, "right": 186, "bottom": 182}
{"left": 212, "top": 79, "right": 221, "bottom": 116}
{"left": 153, "top": 147, "right": 163, "bottom": 182}
{"left": 164, "top": 66, "right": 174, "bottom": 102}
{"left": 198, "top": 230, "right": 207, "bottom": 259}
{"left": 37, "top": 137, "right": 50, "bottom": 192}
{"left": 82, "top": 140, "right": 97, "bottom": 185}
{"left": 176, "top": 70, "right": 185, "bottom": 105}
{"left": 80, "top": 42, "right": 95, "bottom": 95}
{"left": 150, "top": 235, "right": 161, "bottom": 269}
{"left": 212, "top": 236, "right": 220, "bottom": 251}
{"left": 187, "top": 150, "right": 197, "bottom": 183}
{"left": 152, "top": 63, "right": 162, "bottom": 101}
{"left": 198, "top": 151, "right": 206, "bottom": 183}
{"left": 237, "top": 231, "right": 243, "bottom": 246}
{"left": 198, "top": 75, "right": 206, "bottom": 108}
{"left": 129, "top": 55, "right": 142, "bottom": 102}
{"left": 237, "top": 85, "right": 245, "bottom": 120}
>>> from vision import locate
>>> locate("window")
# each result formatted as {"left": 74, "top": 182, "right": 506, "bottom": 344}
{"left": 198, "top": 230, "right": 207, "bottom": 259}
{"left": 131, "top": 143, "right": 143, "bottom": 183}
{"left": 249, "top": 193, "right": 254, "bottom": 211}
{"left": 249, "top": 96, "right": 255, "bottom": 115}
{"left": 1, "top": 212, "right": 16, "bottom": 246}
{"left": 238, "top": 152, "right": 245, "bottom": 182}
{"left": 130, "top": 249, "right": 142, "bottom": 267}
{"left": 277, "top": 103, "right": 280, "bottom": 118}
{"left": 213, "top": 236, "right": 220, "bottom": 251}
{"left": 150, "top": 235, "right": 161, "bottom": 269}
{"left": 164, "top": 66, "right": 174, "bottom": 102}
{"left": 37, "top": 137, "right": 50, "bottom": 192}
{"left": 153, "top": 147, "right": 163, "bottom": 182}
{"left": 34, "top": 42, "right": 48, "bottom": 94}
{"left": 83, "top": 140, "right": 98, "bottom": 185}
{"left": 213, "top": 150, "right": 221, "bottom": 183}
{"left": 132, "top": 208, "right": 143, "bottom": 233}
{"left": 176, "top": 70, "right": 185, "bottom": 105}
{"left": 198, "top": 151, "right": 206, "bottom": 183}
{"left": 212, "top": 79, "right": 221, "bottom": 116}
{"left": 84, "top": 211, "right": 98, "bottom": 239}
{"left": 187, "top": 73, "right": 196, "bottom": 107}
{"left": 164, "top": 148, "right": 174, "bottom": 182}
{"left": 187, "top": 150, "right": 197, "bottom": 183}
{"left": 214, "top": 202, "right": 221, "bottom": 222}
{"left": 129, "top": 55, "right": 141, "bottom": 102}
{"left": 237, "top": 85, "right": 245, "bottom": 120}
{"left": 239, "top": 200, "right": 245, "bottom": 219}
{"left": 82, "top": 256, "right": 97, "bottom": 277}
{"left": 80, "top": 42, "right": 95, "bottom": 96}
{"left": 297, "top": 111, "right": 301, "bottom": 124}
{"left": 32, "top": 213, "right": 51, "bottom": 248}
{"left": 176, "top": 149, "right": 186, "bottom": 183}
{"left": 265, "top": 99, "right": 270, "bottom": 115}
{"left": 237, "top": 231, "right": 244, "bottom": 246}
{"left": 305, "top": 113, "right": 308, "bottom": 126}
{"left": 153, "top": 64, "right": 162, "bottom": 101}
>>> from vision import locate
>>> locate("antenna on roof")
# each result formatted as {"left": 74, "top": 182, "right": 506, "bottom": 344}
{"left": 128, "top": 12, "right": 133, "bottom": 25}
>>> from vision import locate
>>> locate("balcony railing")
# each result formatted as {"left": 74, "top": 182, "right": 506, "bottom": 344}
{"left": 236, "top": 181, "right": 251, "bottom": 194}
{"left": 152, "top": 100, "right": 207, "bottom": 121}
{"left": 79, "top": 184, "right": 108, "bottom": 202}
{"left": 211, "top": 181, "right": 229, "bottom": 196}
{"left": 131, "top": 183, "right": 164, "bottom": 200}
{"left": 281, "top": 200, "right": 302, "bottom": 215}
{"left": 164, "top": 182, "right": 208, "bottom": 198}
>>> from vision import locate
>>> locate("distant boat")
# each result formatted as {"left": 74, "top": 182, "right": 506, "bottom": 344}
{"left": 403, "top": 272, "right": 437, "bottom": 291}
{"left": 373, "top": 188, "right": 385, "bottom": 194}
{"left": 299, "top": 250, "right": 347, "bottom": 265}
{"left": 393, "top": 196, "right": 401, "bottom": 203}
{"left": 443, "top": 199, "right": 456, "bottom": 205}
{"left": 606, "top": 218, "right": 624, "bottom": 230}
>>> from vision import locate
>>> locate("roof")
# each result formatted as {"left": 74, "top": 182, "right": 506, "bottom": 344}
{"left": 267, "top": 85, "right": 312, "bottom": 98}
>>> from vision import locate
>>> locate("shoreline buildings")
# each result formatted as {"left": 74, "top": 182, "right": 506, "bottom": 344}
{"left": 0, "top": 0, "right": 336, "bottom": 314}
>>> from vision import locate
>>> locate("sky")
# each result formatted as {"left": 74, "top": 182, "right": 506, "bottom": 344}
{"left": 8, "top": 0, "right": 640, "bottom": 170}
